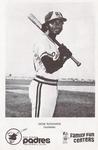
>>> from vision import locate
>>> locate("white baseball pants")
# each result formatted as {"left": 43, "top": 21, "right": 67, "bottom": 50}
{"left": 29, "top": 76, "right": 58, "bottom": 117}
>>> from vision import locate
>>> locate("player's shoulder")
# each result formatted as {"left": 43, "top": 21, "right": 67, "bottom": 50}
{"left": 33, "top": 33, "right": 50, "bottom": 50}
{"left": 34, "top": 33, "right": 47, "bottom": 43}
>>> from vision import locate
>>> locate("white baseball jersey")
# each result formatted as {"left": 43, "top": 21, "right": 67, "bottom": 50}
{"left": 32, "top": 33, "right": 61, "bottom": 79}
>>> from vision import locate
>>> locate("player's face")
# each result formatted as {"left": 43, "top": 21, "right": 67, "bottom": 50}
{"left": 49, "top": 19, "right": 64, "bottom": 35}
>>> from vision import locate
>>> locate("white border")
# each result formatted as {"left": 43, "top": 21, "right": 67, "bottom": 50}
{"left": 0, "top": 0, "right": 98, "bottom": 149}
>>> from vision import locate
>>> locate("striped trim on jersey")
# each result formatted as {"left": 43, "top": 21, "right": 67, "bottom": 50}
{"left": 34, "top": 75, "right": 58, "bottom": 86}
{"left": 40, "top": 52, "right": 53, "bottom": 59}
{"left": 35, "top": 82, "right": 42, "bottom": 117}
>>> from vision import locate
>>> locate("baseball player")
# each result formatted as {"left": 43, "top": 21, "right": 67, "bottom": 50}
{"left": 29, "top": 11, "right": 72, "bottom": 117}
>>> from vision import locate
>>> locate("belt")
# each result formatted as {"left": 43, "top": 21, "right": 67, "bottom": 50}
{"left": 34, "top": 75, "right": 58, "bottom": 86}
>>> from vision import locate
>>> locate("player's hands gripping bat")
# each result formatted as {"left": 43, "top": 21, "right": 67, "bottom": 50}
{"left": 28, "top": 13, "right": 81, "bottom": 67}
{"left": 58, "top": 44, "right": 72, "bottom": 59}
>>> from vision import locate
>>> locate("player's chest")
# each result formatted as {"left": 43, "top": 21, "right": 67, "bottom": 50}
{"left": 47, "top": 42, "right": 60, "bottom": 59}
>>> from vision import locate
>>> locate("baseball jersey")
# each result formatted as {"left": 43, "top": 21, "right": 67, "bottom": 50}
{"left": 32, "top": 34, "right": 61, "bottom": 80}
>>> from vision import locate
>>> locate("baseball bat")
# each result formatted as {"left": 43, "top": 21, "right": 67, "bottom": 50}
{"left": 28, "top": 13, "right": 81, "bottom": 67}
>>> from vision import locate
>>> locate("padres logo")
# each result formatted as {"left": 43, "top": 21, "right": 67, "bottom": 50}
{"left": 5, "top": 128, "right": 22, "bottom": 145}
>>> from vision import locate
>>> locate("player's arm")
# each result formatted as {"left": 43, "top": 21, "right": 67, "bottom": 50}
{"left": 41, "top": 45, "right": 72, "bottom": 73}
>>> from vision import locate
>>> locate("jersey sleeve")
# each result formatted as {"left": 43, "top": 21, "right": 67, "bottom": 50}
{"left": 41, "top": 55, "right": 64, "bottom": 73}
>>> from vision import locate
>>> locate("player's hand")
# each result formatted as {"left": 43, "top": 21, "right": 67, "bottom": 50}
{"left": 58, "top": 44, "right": 72, "bottom": 59}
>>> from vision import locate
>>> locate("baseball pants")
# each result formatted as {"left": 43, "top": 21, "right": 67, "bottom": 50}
{"left": 29, "top": 75, "right": 58, "bottom": 117}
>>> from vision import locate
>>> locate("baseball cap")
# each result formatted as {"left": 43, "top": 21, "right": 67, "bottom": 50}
{"left": 43, "top": 11, "right": 67, "bottom": 25}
